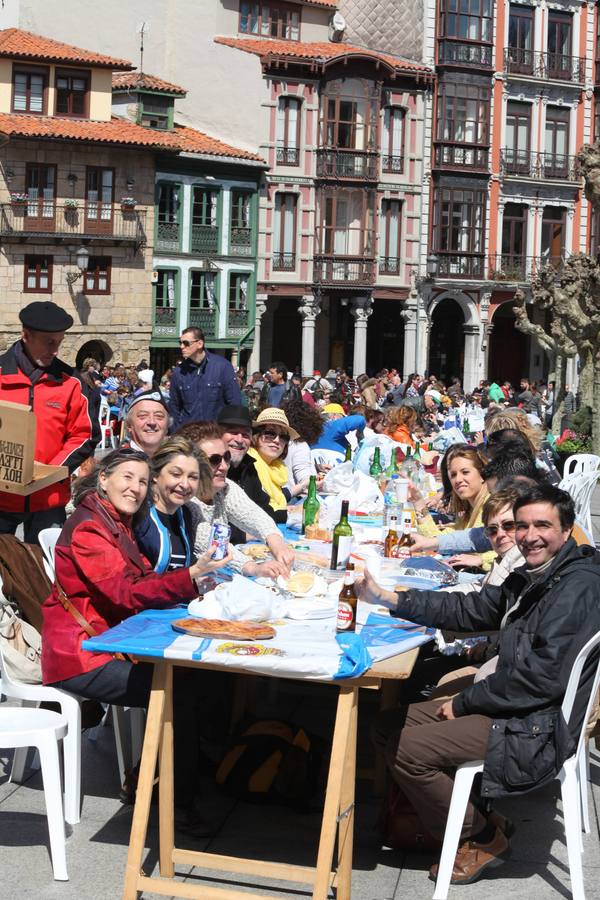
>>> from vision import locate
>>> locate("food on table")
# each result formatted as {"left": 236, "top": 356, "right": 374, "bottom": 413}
{"left": 241, "top": 544, "right": 270, "bottom": 560}
{"left": 171, "top": 618, "right": 276, "bottom": 641}
{"left": 304, "top": 524, "right": 331, "bottom": 541}
{"left": 286, "top": 571, "right": 316, "bottom": 595}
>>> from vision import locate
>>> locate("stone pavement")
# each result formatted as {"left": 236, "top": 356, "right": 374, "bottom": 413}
{"left": 1, "top": 670, "right": 599, "bottom": 900}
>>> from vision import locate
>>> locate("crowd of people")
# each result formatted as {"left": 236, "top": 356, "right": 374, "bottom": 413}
{"left": 1, "top": 306, "right": 599, "bottom": 883}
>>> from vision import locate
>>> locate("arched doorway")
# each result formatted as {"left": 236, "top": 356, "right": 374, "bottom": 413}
{"left": 428, "top": 298, "right": 464, "bottom": 382}
{"left": 367, "top": 300, "right": 404, "bottom": 374}
{"left": 75, "top": 339, "right": 113, "bottom": 370}
{"left": 488, "top": 301, "right": 528, "bottom": 387}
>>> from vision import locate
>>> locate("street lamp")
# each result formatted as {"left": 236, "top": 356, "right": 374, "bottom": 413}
{"left": 426, "top": 253, "right": 439, "bottom": 279}
{"left": 66, "top": 245, "right": 90, "bottom": 286}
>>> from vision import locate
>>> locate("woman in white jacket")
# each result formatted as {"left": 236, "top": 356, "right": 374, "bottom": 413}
{"left": 281, "top": 399, "right": 324, "bottom": 488}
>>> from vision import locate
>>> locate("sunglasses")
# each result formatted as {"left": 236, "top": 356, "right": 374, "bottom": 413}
{"left": 179, "top": 339, "right": 199, "bottom": 347}
{"left": 484, "top": 520, "right": 516, "bottom": 537}
{"left": 260, "top": 429, "right": 289, "bottom": 443}
{"left": 208, "top": 450, "right": 232, "bottom": 468}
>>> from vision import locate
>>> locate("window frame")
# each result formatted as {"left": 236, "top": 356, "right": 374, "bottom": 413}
{"left": 319, "top": 188, "right": 376, "bottom": 258}
{"left": 320, "top": 79, "right": 379, "bottom": 152}
{"left": 12, "top": 64, "right": 48, "bottom": 115}
{"left": 501, "top": 202, "right": 528, "bottom": 258}
{"left": 239, "top": 1, "right": 301, "bottom": 40}
{"left": 380, "top": 198, "right": 403, "bottom": 272}
{"left": 138, "top": 91, "right": 174, "bottom": 130}
{"left": 432, "top": 185, "right": 487, "bottom": 255}
{"left": 439, "top": 0, "right": 493, "bottom": 45}
{"left": 508, "top": 4, "right": 534, "bottom": 51}
{"left": 382, "top": 106, "right": 405, "bottom": 174}
{"left": 156, "top": 181, "right": 182, "bottom": 251}
{"left": 83, "top": 256, "right": 111, "bottom": 295}
{"left": 85, "top": 166, "right": 115, "bottom": 230}
{"left": 55, "top": 68, "right": 90, "bottom": 118}
{"left": 273, "top": 192, "right": 298, "bottom": 270}
{"left": 276, "top": 95, "right": 301, "bottom": 166}
{"left": 436, "top": 83, "right": 490, "bottom": 146}
{"left": 23, "top": 255, "right": 53, "bottom": 293}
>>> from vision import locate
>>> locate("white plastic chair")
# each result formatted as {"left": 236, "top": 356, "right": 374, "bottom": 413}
{"left": 563, "top": 454, "right": 600, "bottom": 477}
{"left": 558, "top": 471, "right": 599, "bottom": 540}
{"left": 39, "top": 526, "right": 60, "bottom": 583}
{"left": 98, "top": 398, "right": 117, "bottom": 451}
{"left": 433, "top": 629, "right": 600, "bottom": 900}
{"left": 0, "top": 706, "right": 69, "bottom": 879}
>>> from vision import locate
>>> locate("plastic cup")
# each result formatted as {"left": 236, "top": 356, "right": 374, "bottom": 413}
{"left": 395, "top": 478, "right": 409, "bottom": 504}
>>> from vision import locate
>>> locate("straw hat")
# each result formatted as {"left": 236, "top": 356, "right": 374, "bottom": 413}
{"left": 253, "top": 408, "right": 300, "bottom": 441}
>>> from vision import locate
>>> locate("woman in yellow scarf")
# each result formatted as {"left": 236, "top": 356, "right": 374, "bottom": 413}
{"left": 247, "top": 408, "right": 304, "bottom": 523}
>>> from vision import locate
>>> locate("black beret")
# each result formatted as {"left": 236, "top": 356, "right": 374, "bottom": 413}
{"left": 19, "top": 301, "right": 74, "bottom": 332}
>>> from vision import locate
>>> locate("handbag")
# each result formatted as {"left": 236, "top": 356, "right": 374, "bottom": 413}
{"left": 0, "top": 599, "right": 42, "bottom": 684}
{"left": 54, "top": 577, "right": 131, "bottom": 663}
{"left": 379, "top": 780, "right": 441, "bottom": 853}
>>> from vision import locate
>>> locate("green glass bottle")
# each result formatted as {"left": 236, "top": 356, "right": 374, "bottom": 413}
{"left": 413, "top": 441, "right": 422, "bottom": 463}
{"left": 302, "top": 475, "right": 320, "bottom": 534}
{"left": 369, "top": 447, "right": 383, "bottom": 478}
{"left": 386, "top": 446, "right": 399, "bottom": 477}
{"left": 344, "top": 444, "right": 352, "bottom": 463}
{"left": 330, "top": 500, "right": 353, "bottom": 570}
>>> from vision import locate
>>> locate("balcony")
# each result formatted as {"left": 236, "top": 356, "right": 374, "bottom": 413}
{"left": 382, "top": 155, "right": 404, "bottom": 175}
{"left": 313, "top": 255, "right": 376, "bottom": 286}
{"left": 227, "top": 307, "right": 251, "bottom": 336}
{"left": 438, "top": 40, "right": 493, "bottom": 68}
{"left": 504, "top": 48, "right": 586, "bottom": 83}
{"left": 0, "top": 201, "right": 146, "bottom": 245}
{"left": 488, "top": 253, "right": 567, "bottom": 282}
{"left": 434, "top": 143, "right": 489, "bottom": 171}
{"left": 191, "top": 224, "right": 219, "bottom": 255}
{"left": 153, "top": 304, "right": 178, "bottom": 338}
{"left": 156, "top": 220, "right": 179, "bottom": 252}
{"left": 500, "top": 150, "right": 580, "bottom": 182}
{"left": 229, "top": 226, "right": 253, "bottom": 257}
{"left": 189, "top": 306, "right": 216, "bottom": 338}
{"left": 272, "top": 251, "right": 296, "bottom": 271}
{"left": 379, "top": 257, "right": 401, "bottom": 275}
{"left": 316, "top": 148, "right": 378, "bottom": 181}
{"left": 276, "top": 145, "right": 299, "bottom": 166}
{"left": 435, "top": 252, "right": 486, "bottom": 279}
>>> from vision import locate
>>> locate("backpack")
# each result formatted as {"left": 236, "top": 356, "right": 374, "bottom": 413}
{"left": 216, "top": 719, "right": 322, "bottom": 809}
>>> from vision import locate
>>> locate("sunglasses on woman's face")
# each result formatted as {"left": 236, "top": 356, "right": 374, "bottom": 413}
{"left": 484, "top": 520, "right": 516, "bottom": 537}
{"left": 260, "top": 429, "right": 289, "bottom": 443}
{"left": 208, "top": 450, "right": 232, "bottom": 468}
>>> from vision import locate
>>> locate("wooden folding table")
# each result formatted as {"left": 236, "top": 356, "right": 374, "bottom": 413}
{"left": 120, "top": 650, "right": 418, "bottom": 900}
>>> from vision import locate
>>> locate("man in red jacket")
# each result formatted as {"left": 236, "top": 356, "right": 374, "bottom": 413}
{"left": 0, "top": 301, "right": 96, "bottom": 542}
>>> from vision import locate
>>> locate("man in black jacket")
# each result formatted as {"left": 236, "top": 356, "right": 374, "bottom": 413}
{"left": 260, "top": 361, "right": 301, "bottom": 408}
{"left": 360, "top": 484, "right": 600, "bottom": 885}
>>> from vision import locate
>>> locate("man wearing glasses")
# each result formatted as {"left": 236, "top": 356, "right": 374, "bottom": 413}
{"left": 169, "top": 327, "right": 240, "bottom": 430}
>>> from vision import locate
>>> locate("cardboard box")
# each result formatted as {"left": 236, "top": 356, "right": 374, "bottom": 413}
{"left": 0, "top": 400, "right": 68, "bottom": 495}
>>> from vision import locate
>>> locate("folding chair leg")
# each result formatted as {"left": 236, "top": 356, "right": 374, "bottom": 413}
{"left": 561, "top": 763, "right": 585, "bottom": 900}
{"left": 579, "top": 742, "right": 591, "bottom": 835}
{"left": 433, "top": 762, "right": 483, "bottom": 900}
{"left": 37, "top": 735, "right": 68, "bottom": 881}
{"left": 62, "top": 707, "right": 81, "bottom": 826}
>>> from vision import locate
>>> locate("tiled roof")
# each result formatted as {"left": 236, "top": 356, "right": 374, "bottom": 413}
{"left": 301, "top": 0, "right": 338, "bottom": 6}
{"left": 112, "top": 71, "right": 187, "bottom": 96}
{"left": 173, "top": 124, "right": 265, "bottom": 163}
{"left": 214, "top": 36, "right": 432, "bottom": 75}
{"left": 0, "top": 113, "right": 181, "bottom": 149}
{"left": 0, "top": 28, "right": 133, "bottom": 69}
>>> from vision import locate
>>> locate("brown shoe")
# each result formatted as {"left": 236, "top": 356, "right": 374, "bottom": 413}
{"left": 488, "top": 810, "right": 515, "bottom": 838}
{"left": 429, "top": 826, "right": 510, "bottom": 885}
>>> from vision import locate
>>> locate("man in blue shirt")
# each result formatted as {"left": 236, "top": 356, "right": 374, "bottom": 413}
{"left": 169, "top": 326, "right": 241, "bottom": 430}
{"left": 310, "top": 404, "right": 366, "bottom": 454}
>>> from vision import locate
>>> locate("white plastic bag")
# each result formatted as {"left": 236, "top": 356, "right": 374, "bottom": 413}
{"left": 353, "top": 434, "right": 401, "bottom": 475}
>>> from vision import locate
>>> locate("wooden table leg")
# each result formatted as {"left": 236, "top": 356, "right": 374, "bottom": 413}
{"left": 312, "top": 686, "right": 357, "bottom": 900}
{"left": 159, "top": 663, "right": 174, "bottom": 877}
{"left": 122, "top": 663, "right": 167, "bottom": 900}
{"left": 374, "top": 680, "right": 400, "bottom": 796}
{"left": 336, "top": 687, "right": 358, "bottom": 900}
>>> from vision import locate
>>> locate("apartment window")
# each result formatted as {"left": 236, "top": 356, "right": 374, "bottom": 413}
{"left": 382, "top": 107, "right": 405, "bottom": 173}
{"left": 156, "top": 183, "right": 181, "bottom": 249}
{"left": 86, "top": 168, "right": 114, "bottom": 228}
{"left": 25, "top": 163, "right": 56, "bottom": 219}
{"left": 84, "top": 257, "right": 111, "bottom": 294}
{"left": 320, "top": 189, "right": 375, "bottom": 257}
{"left": 437, "top": 83, "right": 489, "bottom": 145}
{"left": 322, "top": 79, "right": 378, "bottom": 151}
{"left": 55, "top": 70, "right": 89, "bottom": 117}
{"left": 231, "top": 191, "right": 251, "bottom": 230}
{"left": 379, "top": 199, "right": 402, "bottom": 274}
{"left": 229, "top": 274, "right": 250, "bottom": 326}
{"left": 273, "top": 193, "right": 297, "bottom": 270}
{"left": 153, "top": 269, "right": 178, "bottom": 330}
{"left": 545, "top": 107, "right": 569, "bottom": 175}
{"left": 505, "top": 101, "right": 531, "bottom": 173}
{"left": 239, "top": 1, "right": 300, "bottom": 40}
{"left": 432, "top": 186, "right": 486, "bottom": 276}
{"left": 190, "top": 271, "right": 217, "bottom": 310}
{"left": 139, "top": 94, "right": 173, "bottom": 130}
{"left": 500, "top": 203, "right": 527, "bottom": 276}
{"left": 24, "top": 255, "right": 52, "bottom": 293}
{"left": 191, "top": 187, "right": 219, "bottom": 254}
{"left": 439, "top": 0, "right": 493, "bottom": 43}
{"left": 541, "top": 207, "right": 566, "bottom": 264}
{"left": 548, "top": 12, "right": 572, "bottom": 62}
{"left": 276, "top": 96, "right": 301, "bottom": 166}
{"left": 508, "top": 5, "right": 534, "bottom": 52}
{"left": 12, "top": 66, "right": 47, "bottom": 114}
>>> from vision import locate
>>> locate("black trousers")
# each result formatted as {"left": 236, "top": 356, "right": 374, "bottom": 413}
{"left": 52, "top": 659, "right": 209, "bottom": 809}
{"left": 0, "top": 506, "right": 66, "bottom": 545}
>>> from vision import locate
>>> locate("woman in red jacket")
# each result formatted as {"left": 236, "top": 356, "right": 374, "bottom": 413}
{"left": 42, "top": 446, "right": 231, "bottom": 832}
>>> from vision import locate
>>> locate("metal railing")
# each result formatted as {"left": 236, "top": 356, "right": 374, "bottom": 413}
{"left": 379, "top": 257, "right": 401, "bottom": 275}
{"left": 313, "top": 254, "right": 376, "bottom": 285}
{"left": 276, "top": 145, "right": 300, "bottom": 166}
{"left": 500, "top": 149, "right": 580, "bottom": 181}
{"left": 191, "top": 224, "right": 219, "bottom": 254}
{"left": 434, "top": 142, "right": 489, "bottom": 170}
{"left": 504, "top": 47, "right": 586, "bottom": 82}
{"left": 435, "top": 252, "right": 486, "bottom": 279}
{"left": 488, "top": 253, "right": 568, "bottom": 281}
{"left": 156, "top": 220, "right": 179, "bottom": 251}
{"left": 229, "top": 226, "right": 253, "bottom": 256}
{"left": 438, "top": 39, "right": 493, "bottom": 67}
{"left": 0, "top": 201, "right": 146, "bottom": 243}
{"left": 316, "top": 148, "right": 379, "bottom": 180}
{"left": 272, "top": 251, "right": 296, "bottom": 271}
{"left": 153, "top": 305, "right": 178, "bottom": 337}
{"left": 382, "top": 155, "right": 404, "bottom": 174}
{"left": 189, "top": 307, "right": 216, "bottom": 338}
{"left": 227, "top": 308, "right": 250, "bottom": 335}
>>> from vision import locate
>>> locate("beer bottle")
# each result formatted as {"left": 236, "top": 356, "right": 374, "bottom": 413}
{"left": 302, "top": 475, "right": 320, "bottom": 534}
{"left": 384, "top": 514, "right": 399, "bottom": 558}
{"left": 336, "top": 566, "right": 357, "bottom": 632}
{"left": 330, "top": 500, "right": 353, "bottom": 570}
{"left": 369, "top": 447, "right": 383, "bottom": 478}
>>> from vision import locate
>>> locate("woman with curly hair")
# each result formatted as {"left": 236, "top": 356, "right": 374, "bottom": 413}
{"left": 485, "top": 408, "right": 542, "bottom": 454}
{"left": 384, "top": 404, "right": 417, "bottom": 448}
{"left": 281, "top": 399, "right": 323, "bottom": 486}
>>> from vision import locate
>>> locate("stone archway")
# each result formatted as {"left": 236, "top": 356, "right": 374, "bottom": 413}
{"left": 75, "top": 339, "right": 113, "bottom": 370}
{"left": 426, "top": 291, "right": 481, "bottom": 390}
{"left": 488, "top": 300, "right": 529, "bottom": 387}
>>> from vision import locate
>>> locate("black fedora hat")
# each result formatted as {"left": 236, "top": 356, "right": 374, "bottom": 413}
{"left": 217, "top": 404, "right": 252, "bottom": 428}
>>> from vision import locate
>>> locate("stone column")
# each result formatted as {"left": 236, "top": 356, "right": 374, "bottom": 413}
{"left": 298, "top": 294, "right": 321, "bottom": 377}
{"left": 350, "top": 296, "right": 373, "bottom": 376}
{"left": 463, "top": 324, "right": 481, "bottom": 393}
{"left": 479, "top": 291, "right": 492, "bottom": 379}
{"left": 246, "top": 294, "right": 267, "bottom": 376}
{"left": 400, "top": 290, "right": 418, "bottom": 379}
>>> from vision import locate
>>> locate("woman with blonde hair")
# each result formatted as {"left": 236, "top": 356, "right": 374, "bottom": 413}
{"left": 485, "top": 408, "right": 541, "bottom": 454}
{"left": 384, "top": 405, "right": 417, "bottom": 448}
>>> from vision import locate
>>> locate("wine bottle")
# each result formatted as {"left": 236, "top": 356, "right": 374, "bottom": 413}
{"left": 330, "top": 500, "right": 353, "bottom": 570}
{"left": 302, "top": 475, "right": 320, "bottom": 534}
{"left": 344, "top": 444, "right": 352, "bottom": 462}
{"left": 369, "top": 447, "right": 383, "bottom": 477}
